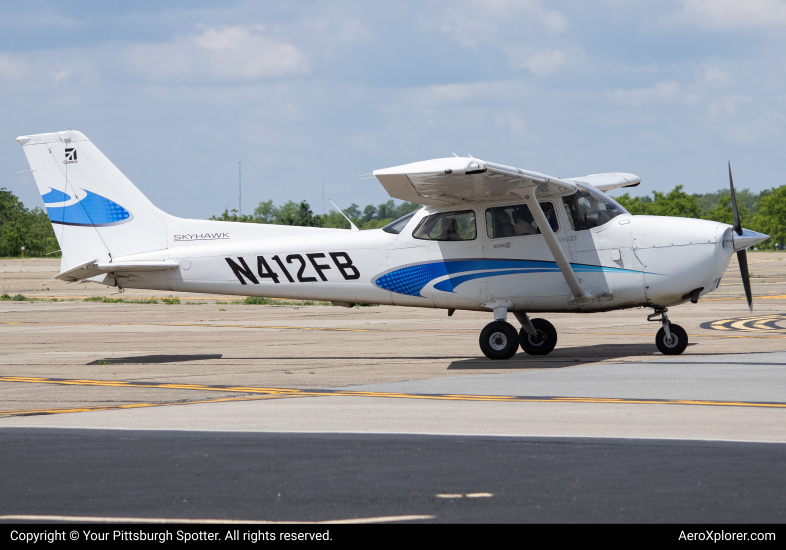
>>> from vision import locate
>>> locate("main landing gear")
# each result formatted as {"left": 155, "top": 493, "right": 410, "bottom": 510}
{"left": 648, "top": 307, "right": 688, "bottom": 355}
{"left": 479, "top": 308, "right": 558, "bottom": 360}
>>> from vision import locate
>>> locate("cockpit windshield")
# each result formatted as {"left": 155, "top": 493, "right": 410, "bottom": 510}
{"left": 562, "top": 184, "right": 627, "bottom": 231}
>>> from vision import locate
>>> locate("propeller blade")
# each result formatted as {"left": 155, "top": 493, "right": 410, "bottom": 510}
{"left": 728, "top": 161, "right": 742, "bottom": 236}
{"left": 738, "top": 249, "right": 753, "bottom": 312}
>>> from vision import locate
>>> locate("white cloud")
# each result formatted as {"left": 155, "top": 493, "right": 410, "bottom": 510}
{"left": 609, "top": 82, "right": 687, "bottom": 106}
{"left": 436, "top": 0, "right": 567, "bottom": 47}
{"left": 520, "top": 49, "right": 570, "bottom": 75}
{"left": 665, "top": 0, "right": 786, "bottom": 30}
{"left": 702, "top": 66, "right": 729, "bottom": 86}
{"left": 708, "top": 95, "right": 752, "bottom": 118}
{"left": 129, "top": 26, "right": 309, "bottom": 81}
{"left": 0, "top": 54, "right": 30, "bottom": 81}
{"left": 301, "top": 17, "right": 371, "bottom": 43}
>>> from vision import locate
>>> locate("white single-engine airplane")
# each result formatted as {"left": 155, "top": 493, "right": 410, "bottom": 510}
{"left": 17, "top": 130, "right": 769, "bottom": 359}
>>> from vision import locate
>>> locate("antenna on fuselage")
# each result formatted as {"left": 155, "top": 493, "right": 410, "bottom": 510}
{"left": 329, "top": 199, "right": 360, "bottom": 232}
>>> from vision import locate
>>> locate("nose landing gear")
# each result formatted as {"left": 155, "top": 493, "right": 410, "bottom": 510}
{"left": 648, "top": 307, "right": 688, "bottom": 355}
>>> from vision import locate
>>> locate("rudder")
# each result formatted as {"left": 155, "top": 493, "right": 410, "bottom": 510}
{"left": 16, "top": 130, "right": 169, "bottom": 270}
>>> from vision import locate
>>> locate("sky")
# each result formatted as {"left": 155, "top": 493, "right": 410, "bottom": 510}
{"left": 1, "top": 0, "right": 785, "bottom": 219}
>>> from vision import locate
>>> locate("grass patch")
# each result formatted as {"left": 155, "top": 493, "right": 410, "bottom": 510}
{"left": 162, "top": 296, "right": 181, "bottom": 305}
{"left": 1, "top": 293, "right": 11, "bottom": 301}
{"left": 11, "top": 294, "right": 27, "bottom": 301}
{"left": 83, "top": 296, "right": 160, "bottom": 304}
{"left": 96, "top": 360, "right": 110, "bottom": 365}
{"left": 185, "top": 301, "right": 207, "bottom": 305}
{"left": 215, "top": 301, "right": 228, "bottom": 304}
{"left": 238, "top": 296, "right": 330, "bottom": 306}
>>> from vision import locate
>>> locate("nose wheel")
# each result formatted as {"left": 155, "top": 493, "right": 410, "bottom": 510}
{"left": 649, "top": 308, "right": 688, "bottom": 355}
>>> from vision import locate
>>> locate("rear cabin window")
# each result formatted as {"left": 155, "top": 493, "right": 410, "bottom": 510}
{"left": 412, "top": 210, "right": 477, "bottom": 241}
{"left": 562, "top": 184, "right": 627, "bottom": 231}
{"left": 485, "top": 202, "right": 558, "bottom": 239}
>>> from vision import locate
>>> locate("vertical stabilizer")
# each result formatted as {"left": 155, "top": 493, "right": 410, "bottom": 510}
{"left": 16, "top": 130, "right": 169, "bottom": 270}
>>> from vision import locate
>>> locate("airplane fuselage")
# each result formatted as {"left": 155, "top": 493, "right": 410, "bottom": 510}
{"left": 104, "top": 201, "right": 735, "bottom": 313}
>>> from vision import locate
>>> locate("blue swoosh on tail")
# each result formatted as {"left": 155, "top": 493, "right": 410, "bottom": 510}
{"left": 41, "top": 188, "right": 71, "bottom": 203}
{"left": 45, "top": 190, "right": 130, "bottom": 227}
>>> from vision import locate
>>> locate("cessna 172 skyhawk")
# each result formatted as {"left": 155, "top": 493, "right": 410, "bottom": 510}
{"left": 17, "top": 130, "right": 768, "bottom": 359}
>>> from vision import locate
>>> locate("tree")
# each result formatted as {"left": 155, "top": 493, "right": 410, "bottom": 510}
{"left": 647, "top": 185, "right": 700, "bottom": 218}
{"left": 0, "top": 188, "right": 59, "bottom": 257}
{"left": 702, "top": 195, "right": 751, "bottom": 226}
{"left": 751, "top": 187, "right": 786, "bottom": 250}
{"left": 615, "top": 193, "right": 652, "bottom": 215}
{"left": 253, "top": 200, "right": 276, "bottom": 223}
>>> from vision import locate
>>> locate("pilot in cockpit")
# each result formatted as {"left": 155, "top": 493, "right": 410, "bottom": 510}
{"left": 513, "top": 206, "right": 537, "bottom": 236}
{"left": 493, "top": 209, "right": 515, "bottom": 238}
{"left": 440, "top": 217, "right": 461, "bottom": 241}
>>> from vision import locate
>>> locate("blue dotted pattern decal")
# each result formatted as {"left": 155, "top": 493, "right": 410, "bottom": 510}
{"left": 46, "top": 190, "right": 130, "bottom": 227}
{"left": 374, "top": 262, "right": 449, "bottom": 297}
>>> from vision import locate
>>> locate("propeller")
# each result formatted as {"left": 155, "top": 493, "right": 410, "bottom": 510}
{"left": 728, "top": 162, "right": 753, "bottom": 311}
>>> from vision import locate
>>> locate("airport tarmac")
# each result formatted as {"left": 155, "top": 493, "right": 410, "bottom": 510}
{"left": 1, "top": 253, "right": 786, "bottom": 523}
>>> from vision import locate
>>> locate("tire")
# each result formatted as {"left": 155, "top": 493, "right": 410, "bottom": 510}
{"left": 519, "top": 318, "right": 558, "bottom": 355}
{"left": 479, "top": 321, "right": 520, "bottom": 360}
{"left": 656, "top": 324, "right": 688, "bottom": 355}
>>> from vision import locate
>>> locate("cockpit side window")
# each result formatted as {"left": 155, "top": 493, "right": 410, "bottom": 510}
{"left": 412, "top": 210, "right": 477, "bottom": 241}
{"left": 562, "top": 184, "right": 627, "bottom": 231}
{"left": 485, "top": 202, "right": 558, "bottom": 239}
{"left": 382, "top": 211, "right": 417, "bottom": 234}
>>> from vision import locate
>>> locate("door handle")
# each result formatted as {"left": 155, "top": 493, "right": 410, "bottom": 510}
{"left": 494, "top": 242, "right": 510, "bottom": 248}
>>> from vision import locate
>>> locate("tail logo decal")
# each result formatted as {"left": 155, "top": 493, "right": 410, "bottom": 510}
{"left": 64, "top": 148, "right": 77, "bottom": 164}
{"left": 43, "top": 187, "right": 131, "bottom": 227}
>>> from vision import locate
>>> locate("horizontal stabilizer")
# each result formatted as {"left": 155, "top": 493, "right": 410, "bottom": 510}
{"left": 568, "top": 173, "right": 641, "bottom": 192}
{"left": 54, "top": 259, "right": 179, "bottom": 283}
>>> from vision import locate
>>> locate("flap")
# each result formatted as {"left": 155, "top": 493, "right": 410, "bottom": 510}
{"left": 374, "top": 157, "right": 578, "bottom": 205}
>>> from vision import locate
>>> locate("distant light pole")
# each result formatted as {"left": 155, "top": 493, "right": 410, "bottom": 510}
{"left": 20, "top": 246, "right": 24, "bottom": 259}
{"left": 238, "top": 161, "right": 242, "bottom": 217}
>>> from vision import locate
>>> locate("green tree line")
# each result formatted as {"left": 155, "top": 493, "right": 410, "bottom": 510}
{"left": 0, "top": 188, "right": 59, "bottom": 258}
{"left": 210, "top": 199, "right": 423, "bottom": 230}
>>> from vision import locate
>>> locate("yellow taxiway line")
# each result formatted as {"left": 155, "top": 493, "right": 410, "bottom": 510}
{"left": 2, "top": 376, "right": 786, "bottom": 418}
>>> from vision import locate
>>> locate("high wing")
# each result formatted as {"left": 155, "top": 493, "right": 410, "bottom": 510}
{"left": 568, "top": 172, "right": 640, "bottom": 192}
{"left": 373, "top": 157, "right": 578, "bottom": 205}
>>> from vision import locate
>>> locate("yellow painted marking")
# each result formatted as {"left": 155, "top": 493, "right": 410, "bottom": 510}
{"left": 0, "top": 394, "right": 293, "bottom": 417}
{"left": 0, "top": 320, "right": 475, "bottom": 334}
{"left": 0, "top": 514, "right": 434, "bottom": 524}
{"left": 2, "top": 376, "right": 786, "bottom": 413}
{"left": 707, "top": 314, "right": 786, "bottom": 334}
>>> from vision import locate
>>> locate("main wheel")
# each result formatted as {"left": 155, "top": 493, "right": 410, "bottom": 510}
{"left": 479, "top": 321, "right": 519, "bottom": 360}
{"left": 656, "top": 324, "right": 688, "bottom": 355}
{"left": 519, "top": 318, "right": 558, "bottom": 355}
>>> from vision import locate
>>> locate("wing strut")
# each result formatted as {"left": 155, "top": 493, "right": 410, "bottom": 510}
{"left": 515, "top": 190, "right": 593, "bottom": 304}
